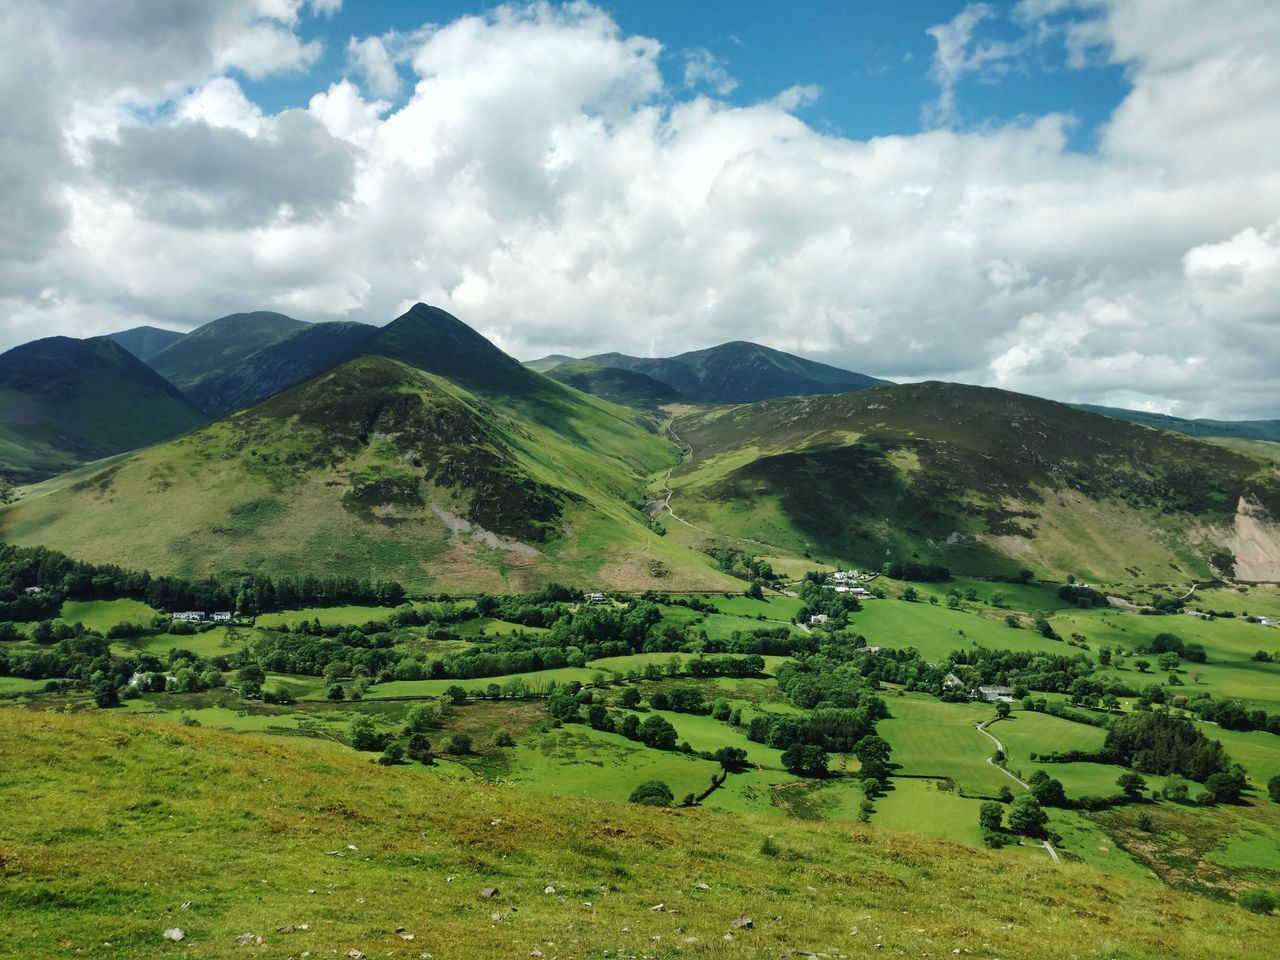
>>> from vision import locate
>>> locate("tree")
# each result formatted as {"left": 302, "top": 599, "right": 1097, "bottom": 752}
{"left": 620, "top": 713, "right": 640, "bottom": 739}
{"left": 901, "top": 586, "right": 918, "bottom": 602}
{"left": 93, "top": 681, "right": 119, "bottom": 709}
{"left": 1116, "top": 772, "right": 1147, "bottom": 799}
{"left": 1007, "top": 795, "right": 1048, "bottom": 837}
{"left": 587, "top": 703, "right": 614, "bottom": 732}
{"left": 238, "top": 663, "right": 265, "bottom": 698}
{"left": 445, "top": 685, "right": 468, "bottom": 705}
{"left": 781, "top": 743, "right": 829, "bottom": 777}
{"left": 349, "top": 716, "right": 381, "bottom": 751}
{"left": 406, "top": 733, "right": 432, "bottom": 761}
{"left": 619, "top": 687, "right": 641, "bottom": 709}
{"left": 1164, "top": 775, "right": 1190, "bottom": 803}
{"left": 494, "top": 731, "right": 515, "bottom": 747}
{"left": 745, "top": 583, "right": 765, "bottom": 601}
{"left": 979, "top": 801, "right": 1003, "bottom": 832}
{"left": 713, "top": 746, "right": 749, "bottom": 771}
{"left": 1205, "top": 768, "right": 1246, "bottom": 803}
{"left": 946, "top": 593, "right": 961, "bottom": 609}
{"left": 1134, "top": 660, "right": 1151, "bottom": 673}
{"left": 1028, "top": 770, "right": 1067, "bottom": 807}
{"left": 1239, "top": 889, "right": 1276, "bottom": 915}
{"left": 379, "top": 741, "right": 405, "bottom": 765}
{"left": 629, "top": 779, "right": 674, "bottom": 806}
{"left": 852, "top": 735, "right": 892, "bottom": 781}
{"left": 1268, "top": 775, "right": 1280, "bottom": 804}
{"left": 997, "top": 785, "right": 1014, "bottom": 804}
{"left": 327, "top": 684, "right": 345, "bottom": 701}
{"left": 1158, "top": 652, "right": 1180, "bottom": 672}
{"left": 638, "top": 715, "right": 678, "bottom": 750}
{"left": 445, "top": 732, "right": 472, "bottom": 755}
{"left": 995, "top": 701, "right": 1011, "bottom": 720}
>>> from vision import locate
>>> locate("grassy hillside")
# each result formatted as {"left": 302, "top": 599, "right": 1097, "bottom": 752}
{"left": 0, "top": 708, "right": 1273, "bottom": 959}
{"left": 523, "top": 353, "right": 576, "bottom": 372}
{"left": 185, "top": 321, "right": 377, "bottom": 416}
{"left": 148, "top": 311, "right": 307, "bottom": 392}
{"left": 588, "top": 341, "right": 892, "bottom": 403}
{"left": 663, "top": 381, "right": 1280, "bottom": 581}
{"left": 0, "top": 336, "right": 207, "bottom": 484}
{"left": 545, "top": 358, "right": 686, "bottom": 410}
{"left": 107, "top": 325, "right": 185, "bottom": 361}
{"left": 1079, "top": 404, "right": 1280, "bottom": 444}
{"left": 0, "top": 356, "right": 735, "bottom": 592}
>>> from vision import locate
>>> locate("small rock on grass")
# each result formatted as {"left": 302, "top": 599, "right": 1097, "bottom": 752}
{"left": 480, "top": 887, "right": 500, "bottom": 899}
{"left": 162, "top": 928, "right": 185, "bottom": 942}
{"left": 729, "top": 915, "right": 753, "bottom": 930}
{"left": 236, "top": 933, "right": 263, "bottom": 946}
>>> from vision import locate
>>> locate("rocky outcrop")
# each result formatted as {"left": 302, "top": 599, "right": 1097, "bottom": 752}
{"left": 1228, "top": 496, "right": 1280, "bottom": 582}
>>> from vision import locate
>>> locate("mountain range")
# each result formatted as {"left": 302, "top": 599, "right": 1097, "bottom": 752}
{"left": 1, "top": 305, "right": 1277, "bottom": 586}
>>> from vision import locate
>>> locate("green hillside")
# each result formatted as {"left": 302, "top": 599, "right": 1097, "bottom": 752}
{"left": 662, "top": 381, "right": 1280, "bottom": 581}
{"left": 545, "top": 358, "right": 687, "bottom": 410}
{"left": 0, "top": 356, "right": 735, "bottom": 592}
{"left": 1078, "top": 405, "right": 1280, "bottom": 444}
{"left": 185, "top": 320, "right": 377, "bottom": 416}
{"left": 0, "top": 336, "right": 207, "bottom": 484}
{"left": 588, "top": 340, "right": 892, "bottom": 403}
{"left": 523, "top": 352, "right": 576, "bottom": 372}
{"left": 107, "top": 325, "right": 185, "bottom": 361}
{"left": 148, "top": 311, "right": 307, "bottom": 392}
{"left": 0, "top": 708, "right": 1273, "bottom": 959}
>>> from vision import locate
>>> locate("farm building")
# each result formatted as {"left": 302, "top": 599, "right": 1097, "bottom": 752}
{"left": 942, "top": 672, "right": 966, "bottom": 692}
{"left": 171, "top": 611, "right": 205, "bottom": 623}
{"left": 808, "top": 614, "right": 830, "bottom": 626}
{"left": 978, "top": 685, "right": 1015, "bottom": 702}
{"left": 211, "top": 612, "right": 233, "bottom": 623}
{"left": 588, "top": 593, "right": 608, "bottom": 604}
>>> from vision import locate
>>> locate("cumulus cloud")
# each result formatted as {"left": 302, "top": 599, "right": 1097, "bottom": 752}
{"left": 1, "top": 0, "right": 1278, "bottom": 418}
{"left": 683, "top": 48, "right": 738, "bottom": 96}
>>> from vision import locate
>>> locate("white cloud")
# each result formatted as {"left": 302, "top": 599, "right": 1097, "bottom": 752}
{"left": 1, "top": 1, "right": 1279, "bottom": 418}
{"left": 924, "top": 3, "right": 1023, "bottom": 127}
{"left": 348, "top": 34, "right": 403, "bottom": 98}
{"left": 683, "top": 48, "right": 738, "bottom": 96}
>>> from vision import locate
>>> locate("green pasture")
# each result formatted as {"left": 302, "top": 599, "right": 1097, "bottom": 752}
{"left": 113, "top": 625, "right": 260, "bottom": 659}
{"left": 850, "top": 599, "right": 1068, "bottom": 661}
{"left": 878, "top": 694, "right": 1011, "bottom": 795}
{"left": 364, "top": 667, "right": 605, "bottom": 699}
{"left": 59, "top": 598, "right": 160, "bottom": 632}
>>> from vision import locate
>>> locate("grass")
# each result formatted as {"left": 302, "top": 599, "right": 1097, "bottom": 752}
{"left": 112, "top": 626, "right": 259, "bottom": 659}
{"left": 878, "top": 694, "right": 1011, "bottom": 795}
{"left": 2, "top": 708, "right": 1274, "bottom": 959}
{"left": 255, "top": 605, "right": 400, "bottom": 628}
{"left": 364, "top": 668, "right": 605, "bottom": 699}
{"left": 58, "top": 598, "right": 160, "bottom": 632}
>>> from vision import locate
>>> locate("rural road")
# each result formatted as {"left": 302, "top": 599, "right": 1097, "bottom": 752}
{"left": 975, "top": 719, "right": 1061, "bottom": 864}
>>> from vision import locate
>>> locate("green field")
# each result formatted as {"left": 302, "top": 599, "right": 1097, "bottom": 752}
{"left": 113, "top": 625, "right": 260, "bottom": 659}
{"left": 59, "top": 598, "right": 160, "bottom": 632}
{"left": 878, "top": 694, "right": 1011, "bottom": 795}
{"left": 364, "top": 667, "right": 605, "bottom": 699}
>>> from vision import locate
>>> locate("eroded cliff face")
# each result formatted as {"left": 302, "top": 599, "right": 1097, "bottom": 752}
{"left": 1229, "top": 496, "right": 1280, "bottom": 582}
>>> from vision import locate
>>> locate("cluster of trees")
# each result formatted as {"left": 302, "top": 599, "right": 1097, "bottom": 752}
{"left": 881, "top": 559, "right": 951, "bottom": 582}
{"left": 794, "top": 578, "right": 863, "bottom": 628}
{"left": 0, "top": 543, "right": 405, "bottom": 621}
{"left": 1103, "top": 712, "right": 1232, "bottom": 782}
{"left": 1135, "top": 632, "right": 1207, "bottom": 663}
{"left": 979, "top": 795, "right": 1048, "bottom": 846}
{"left": 1057, "top": 584, "right": 1108, "bottom": 608}
{"left": 705, "top": 548, "right": 776, "bottom": 584}
{"left": 1182, "top": 695, "right": 1280, "bottom": 736}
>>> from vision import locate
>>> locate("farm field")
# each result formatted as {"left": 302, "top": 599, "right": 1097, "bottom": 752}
{"left": 878, "top": 694, "right": 1011, "bottom": 795}
{"left": 60, "top": 598, "right": 160, "bottom": 631}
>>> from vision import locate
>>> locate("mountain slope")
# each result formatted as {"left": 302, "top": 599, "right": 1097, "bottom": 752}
{"left": 1078, "top": 404, "right": 1280, "bottom": 444}
{"left": 107, "top": 325, "right": 185, "bottom": 361}
{"left": 524, "top": 353, "right": 576, "bottom": 372}
{"left": 184, "top": 320, "right": 377, "bottom": 416}
{"left": 588, "top": 341, "right": 891, "bottom": 403}
{"left": 663, "top": 381, "right": 1280, "bottom": 581}
{"left": 147, "top": 311, "right": 307, "bottom": 392}
{"left": 0, "top": 336, "right": 206, "bottom": 484}
{"left": 0, "top": 355, "right": 735, "bottom": 592}
{"left": 544, "top": 358, "right": 687, "bottom": 410}
{"left": 6, "top": 710, "right": 1270, "bottom": 960}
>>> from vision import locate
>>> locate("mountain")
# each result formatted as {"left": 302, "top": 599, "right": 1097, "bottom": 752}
{"left": 544, "top": 359, "right": 687, "bottom": 410}
{"left": 183, "top": 320, "right": 377, "bottom": 416}
{"left": 0, "top": 352, "right": 737, "bottom": 593}
{"left": 0, "top": 336, "right": 206, "bottom": 484}
{"left": 663, "top": 381, "right": 1280, "bottom": 582}
{"left": 147, "top": 311, "right": 308, "bottom": 393}
{"left": 586, "top": 341, "right": 892, "bottom": 403}
{"left": 360, "top": 303, "right": 539, "bottom": 399}
{"left": 524, "top": 353, "right": 576, "bottom": 372}
{"left": 107, "top": 325, "right": 185, "bottom": 361}
{"left": 1077, "top": 404, "right": 1280, "bottom": 444}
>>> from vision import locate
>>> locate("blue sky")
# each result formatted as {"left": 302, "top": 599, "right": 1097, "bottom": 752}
{"left": 245, "top": 1, "right": 1127, "bottom": 150}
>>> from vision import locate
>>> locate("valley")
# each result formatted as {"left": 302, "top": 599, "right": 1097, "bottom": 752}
{"left": 2, "top": 306, "right": 1280, "bottom": 955}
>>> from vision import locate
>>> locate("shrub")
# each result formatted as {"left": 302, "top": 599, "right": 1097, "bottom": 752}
{"left": 628, "top": 779, "right": 674, "bottom": 807}
{"left": 445, "top": 732, "right": 472, "bottom": 755}
{"left": 494, "top": 731, "right": 516, "bottom": 747}
{"left": 1239, "top": 889, "right": 1275, "bottom": 915}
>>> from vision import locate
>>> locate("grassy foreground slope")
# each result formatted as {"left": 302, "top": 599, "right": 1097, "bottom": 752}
{"left": 667, "top": 381, "right": 1280, "bottom": 581}
{"left": 0, "top": 356, "right": 734, "bottom": 592}
{"left": 1, "top": 709, "right": 1273, "bottom": 960}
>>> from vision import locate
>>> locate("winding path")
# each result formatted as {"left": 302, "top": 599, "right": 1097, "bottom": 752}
{"left": 975, "top": 719, "right": 1060, "bottom": 864}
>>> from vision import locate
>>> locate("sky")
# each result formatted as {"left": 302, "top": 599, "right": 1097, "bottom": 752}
{"left": 0, "top": 1, "right": 1277, "bottom": 419}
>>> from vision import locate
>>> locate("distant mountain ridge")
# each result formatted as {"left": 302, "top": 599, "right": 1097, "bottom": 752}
{"left": 1077, "top": 404, "right": 1280, "bottom": 444}
{"left": 585, "top": 340, "right": 892, "bottom": 403}
{"left": 108, "top": 325, "right": 185, "bottom": 361}
{"left": 542, "top": 359, "right": 687, "bottom": 410}
{"left": 0, "top": 336, "right": 206, "bottom": 483}
{"left": 148, "top": 311, "right": 308, "bottom": 393}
